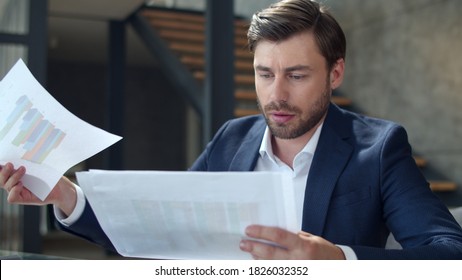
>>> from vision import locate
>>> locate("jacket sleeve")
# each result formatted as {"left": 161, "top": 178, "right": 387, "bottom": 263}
{"left": 352, "top": 125, "right": 462, "bottom": 259}
{"left": 56, "top": 200, "right": 117, "bottom": 253}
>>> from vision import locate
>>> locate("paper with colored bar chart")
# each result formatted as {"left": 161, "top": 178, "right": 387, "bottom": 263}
{"left": 0, "top": 59, "right": 122, "bottom": 200}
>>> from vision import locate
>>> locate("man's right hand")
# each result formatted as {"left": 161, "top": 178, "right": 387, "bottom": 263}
{"left": 0, "top": 162, "right": 77, "bottom": 217}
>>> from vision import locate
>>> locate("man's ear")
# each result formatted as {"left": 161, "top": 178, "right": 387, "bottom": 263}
{"left": 330, "top": 58, "right": 345, "bottom": 90}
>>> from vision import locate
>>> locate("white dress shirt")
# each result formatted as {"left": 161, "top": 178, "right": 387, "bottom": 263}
{"left": 254, "top": 124, "right": 357, "bottom": 260}
{"left": 254, "top": 125, "right": 321, "bottom": 226}
{"left": 54, "top": 182, "right": 86, "bottom": 226}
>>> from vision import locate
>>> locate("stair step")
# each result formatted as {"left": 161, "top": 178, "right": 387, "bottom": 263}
{"left": 235, "top": 89, "right": 256, "bottom": 100}
{"left": 332, "top": 96, "right": 352, "bottom": 107}
{"left": 429, "top": 181, "right": 457, "bottom": 192}
{"left": 158, "top": 29, "right": 204, "bottom": 43}
{"left": 169, "top": 42, "right": 253, "bottom": 59}
{"left": 234, "top": 108, "right": 260, "bottom": 117}
{"left": 169, "top": 42, "right": 204, "bottom": 55}
{"left": 142, "top": 9, "right": 250, "bottom": 30}
{"left": 147, "top": 18, "right": 204, "bottom": 32}
{"left": 181, "top": 56, "right": 253, "bottom": 71}
{"left": 235, "top": 74, "right": 255, "bottom": 85}
{"left": 142, "top": 9, "right": 206, "bottom": 24}
{"left": 194, "top": 71, "right": 255, "bottom": 85}
{"left": 414, "top": 156, "right": 427, "bottom": 168}
{"left": 144, "top": 9, "right": 249, "bottom": 38}
{"left": 157, "top": 29, "right": 249, "bottom": 47}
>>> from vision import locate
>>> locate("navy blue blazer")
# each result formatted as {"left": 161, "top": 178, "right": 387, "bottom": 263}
{"left": 62, "top": 103, "right": 462, "bottom": 259}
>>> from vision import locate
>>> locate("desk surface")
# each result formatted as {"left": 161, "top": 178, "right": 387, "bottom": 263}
{"left": 0, "top": 249, "right": 71, "bottom": 260}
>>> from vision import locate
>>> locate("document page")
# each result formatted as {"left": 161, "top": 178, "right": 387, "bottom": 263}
{"left": 0, "top": 59, "right": 122, "bottom": 200}
{"left": 76, "top": 170, "right": 298, "bottom": 260}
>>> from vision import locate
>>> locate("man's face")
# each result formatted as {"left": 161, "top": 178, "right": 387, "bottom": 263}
{"left": 253, "top": 31, "right": 343, "bottom": 140}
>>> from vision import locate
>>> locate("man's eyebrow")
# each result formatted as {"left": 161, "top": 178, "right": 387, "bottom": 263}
{"left": 254, "top": 64, "right": 313, "bottom": 72}
{"left": 254, "top": 65, "right": 271, "bottom": 71}
{"left": 285, "top": 65, "right": 313, "bottom": 72}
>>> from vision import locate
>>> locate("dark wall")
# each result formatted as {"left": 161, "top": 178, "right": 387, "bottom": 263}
{"left": 46, "top": 60, "right": 187, "bottom": 172}
{"left": 124, "top": 65, "right": 187, "bottom": 170}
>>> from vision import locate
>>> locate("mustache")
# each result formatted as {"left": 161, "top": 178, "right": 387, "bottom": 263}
{"left": 263, "top": 101, "right": 301, "bottom": 114}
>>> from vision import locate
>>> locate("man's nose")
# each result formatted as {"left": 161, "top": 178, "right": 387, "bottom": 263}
{"left": 270, "top": 76, "right": 289, "bottom": 102}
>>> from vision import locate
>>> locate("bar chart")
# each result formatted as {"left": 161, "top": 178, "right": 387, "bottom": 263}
{"left": 0, "top": 95, "right": 66, "bottom": 164}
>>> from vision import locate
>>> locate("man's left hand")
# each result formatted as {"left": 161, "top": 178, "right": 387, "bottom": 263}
{"left": 239, "top": 225, "right": 346, "bottom": 260}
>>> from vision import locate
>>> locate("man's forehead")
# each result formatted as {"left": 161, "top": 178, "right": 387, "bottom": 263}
{"left": 253, "top": 36, "right": 324, "bottom": 70}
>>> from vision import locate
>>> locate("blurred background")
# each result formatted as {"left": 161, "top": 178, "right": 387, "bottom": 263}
{"left": 1, "top": 0, "right": 461, "bottom": 259}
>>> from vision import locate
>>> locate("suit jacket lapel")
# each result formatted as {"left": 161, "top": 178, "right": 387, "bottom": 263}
{"left": 302, "top": 104, "right": 353, "bottom": 235}
{"left": 228, "top": 117, "right": 266, "bottom": 171}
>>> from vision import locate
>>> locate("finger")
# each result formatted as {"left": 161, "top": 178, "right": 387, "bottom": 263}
{"left": 7, "top": 181, "right": 26, "bottom": 203}
{"left": 7, "top": 182, "right": 40, "bottom": 205}
{"left": 246, "top": 225, "right": 300, "bottom": 249}
{"left": 0, "top": 162, "right": 14, "bottom": 187}
{"left": 3, "top": 165, "right": 26, "bottom": 192}
{"left": 240, "top": 238, "right": 289, "bottom": 259}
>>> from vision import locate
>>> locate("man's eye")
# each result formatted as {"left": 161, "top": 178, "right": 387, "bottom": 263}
{"left": 290, "top": 75, "right": 304, "bottom": 80}
{"left": 259, "top": 73, "right": 273, "bottom": 79}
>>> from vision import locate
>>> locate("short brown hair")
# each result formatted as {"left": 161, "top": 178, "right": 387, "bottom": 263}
{"left": 247, "top": 0, "right": 346, "bottom": 70}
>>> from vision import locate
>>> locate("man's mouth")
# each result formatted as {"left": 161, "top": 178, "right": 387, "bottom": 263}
{"left": 269, "top": 111, "right": 295, "bottom": 124}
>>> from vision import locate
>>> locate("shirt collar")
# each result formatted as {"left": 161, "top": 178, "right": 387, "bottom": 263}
{"left": 259, "top": 123, "right": 324, "bottom": 161}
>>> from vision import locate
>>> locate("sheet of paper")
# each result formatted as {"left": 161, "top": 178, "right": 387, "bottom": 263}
{"left": 76, "top": 170, "right": 298, "bottom": 260}
{"left": 0, "top": 59, "right": 122, "bottom": 200}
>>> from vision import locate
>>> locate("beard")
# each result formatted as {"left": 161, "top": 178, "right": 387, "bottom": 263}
{"left": 258, "top": 81, "right": 331, "bottom": 140}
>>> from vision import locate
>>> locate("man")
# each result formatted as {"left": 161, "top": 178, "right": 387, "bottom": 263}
{"left": 1, "top": 0, "right": 462, "bottom": 259}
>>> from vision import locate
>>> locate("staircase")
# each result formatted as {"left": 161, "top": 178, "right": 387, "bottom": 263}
{"left": 137, "top": 7, "right": 456, "bottom": 193}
